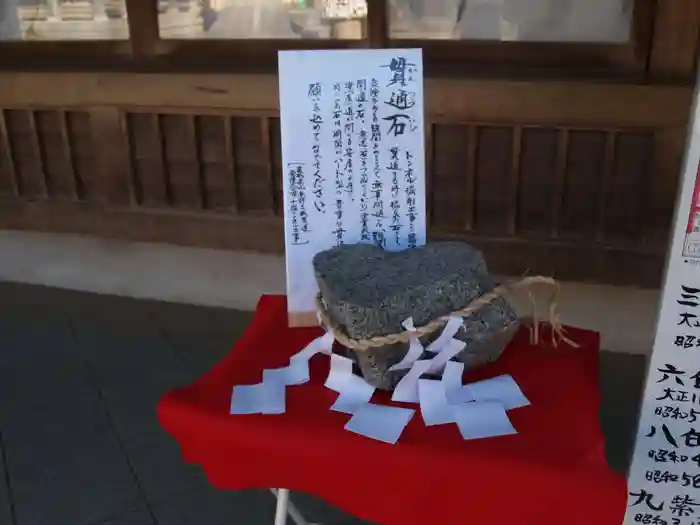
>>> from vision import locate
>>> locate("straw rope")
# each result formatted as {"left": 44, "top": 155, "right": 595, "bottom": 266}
{"left": 315, "top": 275, "right": 579, "bottom": 352}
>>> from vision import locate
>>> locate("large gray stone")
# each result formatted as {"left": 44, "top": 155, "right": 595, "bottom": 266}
{"left": 313, "top": 242, "right": 519, "bottom": 390}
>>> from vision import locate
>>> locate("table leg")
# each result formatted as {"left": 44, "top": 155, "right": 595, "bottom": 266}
{"left": 270, "top": 488, "right": 321, "bottom": 525}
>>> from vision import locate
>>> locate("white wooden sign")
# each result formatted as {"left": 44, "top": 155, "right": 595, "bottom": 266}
{"left": 624, "top": 75, "right": 700, "bottom": 524}
{"left": 278, "top": 49, "right": 427, "bottom": 326}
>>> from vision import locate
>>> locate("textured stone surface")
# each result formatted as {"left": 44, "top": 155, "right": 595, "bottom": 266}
{"left": 314, "top": 242, "right": 520, "bottom": 390}
{"left": 314, "top": 242, "right": 487, "bottom": 338}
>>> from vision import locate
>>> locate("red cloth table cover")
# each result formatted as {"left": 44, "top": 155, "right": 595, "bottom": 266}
{"left": 158, "top": 295, "right": 627, "bottom": 525}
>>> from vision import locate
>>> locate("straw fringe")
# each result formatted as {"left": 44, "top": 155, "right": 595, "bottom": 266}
{"left": 315, "top": 275, "right": 579, "bottom": 352}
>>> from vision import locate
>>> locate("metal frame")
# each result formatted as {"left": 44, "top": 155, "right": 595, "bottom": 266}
{"left": 270, "top": 488, "right": 322, "bottom": 525}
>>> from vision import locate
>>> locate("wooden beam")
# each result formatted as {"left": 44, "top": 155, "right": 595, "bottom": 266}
{"left": 0, "top": 199, "right": 665, "bottom": 287}
{"left": 367, "top": 0, "right": 388, "bottom": 48}
{"left": 0, "top": 72, "right": 691, "bottom": 129}
{"left": 125, "top": 0, "right": 160, "bottom": 59}
{"left": 426, "top": 79, "right": 691, "bottom": 128}
{"left": 649, "top": 0, "right": 700, "bottom": 80}
{"left": 0, "top": 200, "right": 284, "bottom": 254}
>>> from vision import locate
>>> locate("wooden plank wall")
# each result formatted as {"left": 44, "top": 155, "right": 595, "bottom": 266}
{"left": 0, "top": 73, "right": 693, "bottom": 287}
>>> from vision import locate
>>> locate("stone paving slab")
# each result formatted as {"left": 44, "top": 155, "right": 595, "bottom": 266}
{"left": 0, "top": 444, "right": 12, "bottom": 525}
{"left": 0, "top": 281, "right": 645, "bottom": 525}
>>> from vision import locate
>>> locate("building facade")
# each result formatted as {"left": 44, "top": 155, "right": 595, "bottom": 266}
{"left": 0, "top": 0, "right": 697, "bottom": 288}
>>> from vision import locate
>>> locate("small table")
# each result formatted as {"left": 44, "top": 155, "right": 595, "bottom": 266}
{"left": 158, "top": 295, "right": 627, "bottom": 525}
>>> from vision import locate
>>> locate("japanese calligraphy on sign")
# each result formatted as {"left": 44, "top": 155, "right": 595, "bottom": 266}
{"left": 278, "top": 49, "right": 426, "bottom": 326}
{"left": 624, "top": 80, "right": 700, "bottom": 525}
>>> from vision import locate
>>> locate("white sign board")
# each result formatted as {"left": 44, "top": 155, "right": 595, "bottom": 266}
{"left": 624, "top": 80, "right": 700, "bottom": 524}
{"left": 278, "top": 49, "right": 427, "bottom": 326}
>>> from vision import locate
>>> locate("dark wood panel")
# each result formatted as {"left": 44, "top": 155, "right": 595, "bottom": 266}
{"left": 550, "top": 129, "right": 569, "bottom": 238}
{"left": 65, "top": 112, "right": 93, "bottom": 201}
{"left": 90, "top": 108, "right": 133, "bottom": 206}
{"left": 432, "top": 124, "right": 470, "bottom": 230}
{"left": 560, "top": 130, "right": 606, "bottom": 240}
{"left": 260, "top": 118, "right": 277, "bottom": 214}
{"left": 270, "top": 118, "right": 283, "bottom": 217}
{"left": 475, "top": 126, "right": 512, "bottom": 235}
{"left": 0, "top": 43, "right": 132, "bottom": 72}
{"left": 196, "top": 116, "right": 237, "bottom": 211}
{"left": 125, "top": 0, "right": 159, "bottom": 60}
{"left": 518, "top": 128, "right": 558, "bottom": 236}
{"left": 232, "top": 117, "right": 274, "bottom": 213}
{"left": 5, "top": 110, "right": 45, "bottom": 199}
{"left": 650, "top": 126, "right": 685, "bottom": 245}
{"left": 597, "top": 248, "right": 665, "bottom": 288}
{"left": 168, "top": 158, "right": 202, "bottom": 208}
{"left": 34, "top": 111, "right": 77, "bottom": 201}
{"left": 0, "top": 111, "right": 17, "bottom": 197}
{"left": 161, "top": 114, "right": 202, "bottom": 209}
{"left": 0, "top": 200, "right": 283, "bottom": 254}
{"left": 0, "top": 97, "right": 683, "bottom": 289}
{"left": 127, "top": 113, "right": 168, "bottom": 207}
{"left": 604, "top": 132, "right": 653, "bottom": 243}
{"left": 430, "top": 230, "right": 663, "bottom": 288}
{"left": 0, "top": 199, "right": 663, "bottom": 287}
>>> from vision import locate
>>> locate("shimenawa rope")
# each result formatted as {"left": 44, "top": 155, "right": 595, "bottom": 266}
{"left": 315, "top": 275, "right": 579, "bottom": 352}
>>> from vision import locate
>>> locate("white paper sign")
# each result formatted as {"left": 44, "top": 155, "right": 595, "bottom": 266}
{"left": 278, "top": 49, "right": 427, "bottom": 326}
{"left": 624, "top": 77, "right": 700, "bottom": 524}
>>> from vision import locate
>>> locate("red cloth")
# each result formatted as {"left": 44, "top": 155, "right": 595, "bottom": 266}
{"left": 158, "top": 295, "right": 627, "bottom": 525}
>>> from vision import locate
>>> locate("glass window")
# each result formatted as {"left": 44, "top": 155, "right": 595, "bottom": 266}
{"left": 389, "top": 0, "right": 633, "bottom": 42}
{"left": 157, "top": 0, "right": 367, "bottom": 39}
{"left": 0, "top": 0, "right": 129, "bottom": 40}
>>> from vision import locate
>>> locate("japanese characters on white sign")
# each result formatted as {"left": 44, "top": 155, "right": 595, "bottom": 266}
{"left": 278, "top": 49, "right": 427, "bottom": 326}
{"left": 624, "top": 78, "right": 700, "bottom": 525}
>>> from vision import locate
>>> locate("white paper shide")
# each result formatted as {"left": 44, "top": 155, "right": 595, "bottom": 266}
{"left": 278, "top": 48, "right": 427, "bottom": 323}
{"left": 228, "top": 316, "right": 530, "bottom": 445}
